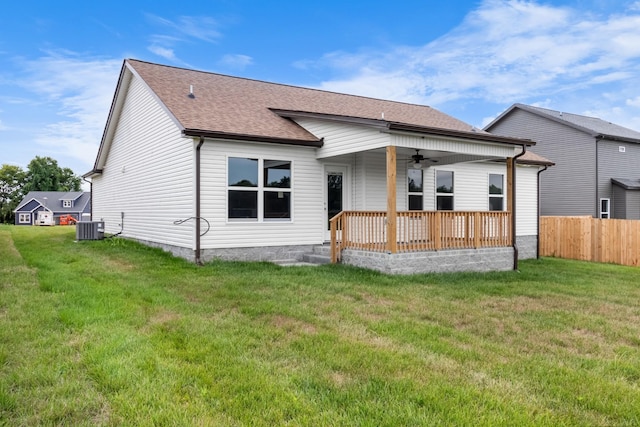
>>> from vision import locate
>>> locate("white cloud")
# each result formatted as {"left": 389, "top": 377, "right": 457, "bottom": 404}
{"left": 218, "top": 54, "right": 253, "bottom": 70}
{"left": 310, "top": 0, "right": 640, "bottom": 120}
{"left": 148, "top": 45, "right": 176, "bottom": 61}
{"left": 146, "top": 14, "right": 222, "bottom": 63}
{"left": 0, "top": 118, "right": 7, "bottom": 131}
{"left": 146, "top": 14, "right": 221, "bottom": 43}
{"left": 16, "top": 53, "right": 121, "bottom": 169}
{"left": 626, "top": 96, "right": 640, "bottom": 107}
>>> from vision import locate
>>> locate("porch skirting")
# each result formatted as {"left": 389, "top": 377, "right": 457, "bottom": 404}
{"left": 342, "top": 247, "right": 514, "bottom": 275}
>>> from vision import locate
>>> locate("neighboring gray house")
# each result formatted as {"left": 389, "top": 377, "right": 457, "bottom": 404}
{"left": 14, "top": 191, "right": 91, "bottom": 225}
{"left": 485, "top": 103, "right": 640, "bottom": 219}
{"left": 85, "top": 59, "right": 553, "bottom": 274}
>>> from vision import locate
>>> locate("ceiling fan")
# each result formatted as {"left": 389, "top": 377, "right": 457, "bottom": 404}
{"left": 409, "top": 149, "right": 438, "bottom": 169}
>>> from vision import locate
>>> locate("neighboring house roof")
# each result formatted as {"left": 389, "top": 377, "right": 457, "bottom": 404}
{"left": 485, "top": 103, "right": 640, "bottom": 143}
{"left": 611, "top": 178, "right": 640, "bottom": 190}
{"left": 14, "top": 191, "right": 91, "bottom": 213}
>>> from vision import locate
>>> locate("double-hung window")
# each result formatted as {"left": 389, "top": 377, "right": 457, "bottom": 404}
{"left": 489, "top": 174, "right": 504, "bottom": 211}
{"left": 436, "top": 170, "right": 454, "bottom": 210}
{"left": 407, "top": 168, "right": 423, "bottom": 210}
{"left": 18, "top": 213, "right": 30, "bottom": 223}
{"left": 228, "top": 157, "right": 291, "bottom": 221}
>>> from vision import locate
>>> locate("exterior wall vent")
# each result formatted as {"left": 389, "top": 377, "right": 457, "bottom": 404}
{"left": 619, "top": 146, "right": 626, "bottom": 153}
{"left": 76, "top": 221, "right": 105, "bottom": 240}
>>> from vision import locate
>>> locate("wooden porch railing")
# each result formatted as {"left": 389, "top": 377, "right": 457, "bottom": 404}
{"left": 330, "top": 210, "right": 512, "bottom": 263}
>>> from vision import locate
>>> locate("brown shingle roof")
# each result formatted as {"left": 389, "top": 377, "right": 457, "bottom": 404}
{"left": 127, "top": 59, "right": 479, "bottom": 143}
{"left": 517, "top": 150, "right": 554, "bottom": 166}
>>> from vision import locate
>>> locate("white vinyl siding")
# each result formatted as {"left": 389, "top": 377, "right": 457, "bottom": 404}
{"left": 91, "top": 72, "right": 195, "bottom": 249}
{"left": 294, "top": 118, "right": 391, "bottom": 159}
{"left": 515, "top": 165, "right": 539, "bottom": 236}
{"left": 199, "top": 140, "right": 323, "bottom": 249}
{"left": 351, "top": 151, "right": 408, "bottom": 211}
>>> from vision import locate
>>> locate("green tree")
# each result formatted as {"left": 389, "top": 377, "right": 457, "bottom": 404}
{"left": 24, "top": 156, "right": 81, "bottom": 193}
{"left": 0, "top": 164, "right": 27, "bottom": 223}
{"left": 58, "top": 167, "right": 82, "bottom": 192}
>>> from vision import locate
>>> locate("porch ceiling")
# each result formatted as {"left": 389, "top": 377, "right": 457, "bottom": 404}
{"left": 322, "top": 146, "right": 514, "bottom": 166}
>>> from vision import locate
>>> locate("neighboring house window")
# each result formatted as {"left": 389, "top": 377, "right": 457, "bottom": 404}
{"left": 18, "top": 213, "right": 30, "bottom": 223}
{"left": 228, "top": 157, "right": 291, "bottom": 221}
{"left": 436, "top": 170, "right": 454, "bottom": 210}
{"left": 63, "top": 200, "right": 72, "bottom": 208}
{"left": 600, "top": 198, "right": 610, "bottom": 219}
{"left": 407, "top": 168, "right": 423, "bottom": 210}
{"left": 489, "top": 174, "right": 504, "bottom": 211}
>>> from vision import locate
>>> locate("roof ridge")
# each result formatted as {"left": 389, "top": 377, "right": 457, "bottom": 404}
{"left": 126, "top": 58, "right": 437, "bottom": 111}
{"left": 517, "top": 104, "right": 616, "bottom": 123}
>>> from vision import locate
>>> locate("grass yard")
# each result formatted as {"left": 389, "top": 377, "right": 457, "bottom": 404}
{"left": 1, "top": 225, "right": 639, "bottom": 426}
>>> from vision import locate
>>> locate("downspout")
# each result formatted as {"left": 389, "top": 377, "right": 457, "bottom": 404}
{"left": 512, "top": 144, "right": 527, "bottom": 270}
{"left": 82, "top": 177, "right": 92, "bottom": 221}
{"left": 536, "top": 165, "right": 548, "bottom": 259}
{"left": 195, "top": 136, "right": 204, "bottom": 265}
{"left": 595, "top": 136, "right": 601, "bottom": 218}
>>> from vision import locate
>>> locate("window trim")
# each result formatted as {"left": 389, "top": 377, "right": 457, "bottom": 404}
{"left": 435, "top": 170, "right": 454, "bottom": 211}
{"left": 226, "top": 156, "right": 293, "bottom": 223}
{"left": 63, "top": 200, "right": 72, "bottom": 208}
{"left": 18, "top": 213, "right": 30, "bottom": 223}
{"left": 600, "top": 198, "right": 610, "bottom": 219}
{"left": 488, "top": 173, "right": 505, "bottom": 211}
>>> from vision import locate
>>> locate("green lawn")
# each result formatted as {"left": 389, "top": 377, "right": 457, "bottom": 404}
{"left": 1, "top": 225, "right": 639, "bottom": 426}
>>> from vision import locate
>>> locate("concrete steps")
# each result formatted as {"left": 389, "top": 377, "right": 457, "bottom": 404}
{"left": 302, "top": 244, "right": 331, "bottom": 265}
{"left": 273, "top": 245, "right": 332, "bottom": 266}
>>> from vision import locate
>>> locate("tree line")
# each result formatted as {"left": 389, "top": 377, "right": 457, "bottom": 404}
{"left": 0, "top": 156, "right": 82, "bottom": 223}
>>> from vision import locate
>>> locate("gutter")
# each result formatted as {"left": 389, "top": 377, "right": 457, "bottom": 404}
{"left": 536, "top": 165, "right": 549, "bottom": 259}
{"left": 183, "top": 129, "right": 323, "bottom": 148}
{"left": 512, "top": 144, "right": 527, "bottom": 270}
{"left": 195, "top": 136, "right": 204, "bottom": 265}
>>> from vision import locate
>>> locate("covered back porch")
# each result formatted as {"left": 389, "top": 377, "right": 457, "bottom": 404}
{"left": 326, "top": 142, "right": 523, "bottom": 271}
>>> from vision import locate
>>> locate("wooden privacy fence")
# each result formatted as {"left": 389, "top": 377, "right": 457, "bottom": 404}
{"left": 540, "top": 216, "right": 640, "bottom": 266}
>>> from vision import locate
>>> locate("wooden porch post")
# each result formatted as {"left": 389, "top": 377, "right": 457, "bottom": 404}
{"left": 386, "top": 146, "right": 397, "bottom": 253}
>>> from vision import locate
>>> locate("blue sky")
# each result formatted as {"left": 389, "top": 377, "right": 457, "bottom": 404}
{"left": 2, "top": 0, "right": 640, "bottom": 177}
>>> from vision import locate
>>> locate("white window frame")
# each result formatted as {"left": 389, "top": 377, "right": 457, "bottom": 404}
{"left": 488, "top": 173, "right": 505, "bottom": 211}
{"left": 600, "top": 198, "right": 610, "bottom": 219}
{"left": 435, "top": 170, "right": 454, "bottom": 211}
{"left": 18, "top": 213, "right": 30, "bottom": 223}
{"left": 63, "top": 200, "right": 72, "bottom": 208}
{"left": 407, "top": 168, "right": 423, "bottom": 210}
{"left": 226, "top": 156, "right": 293, "bottom": 222}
